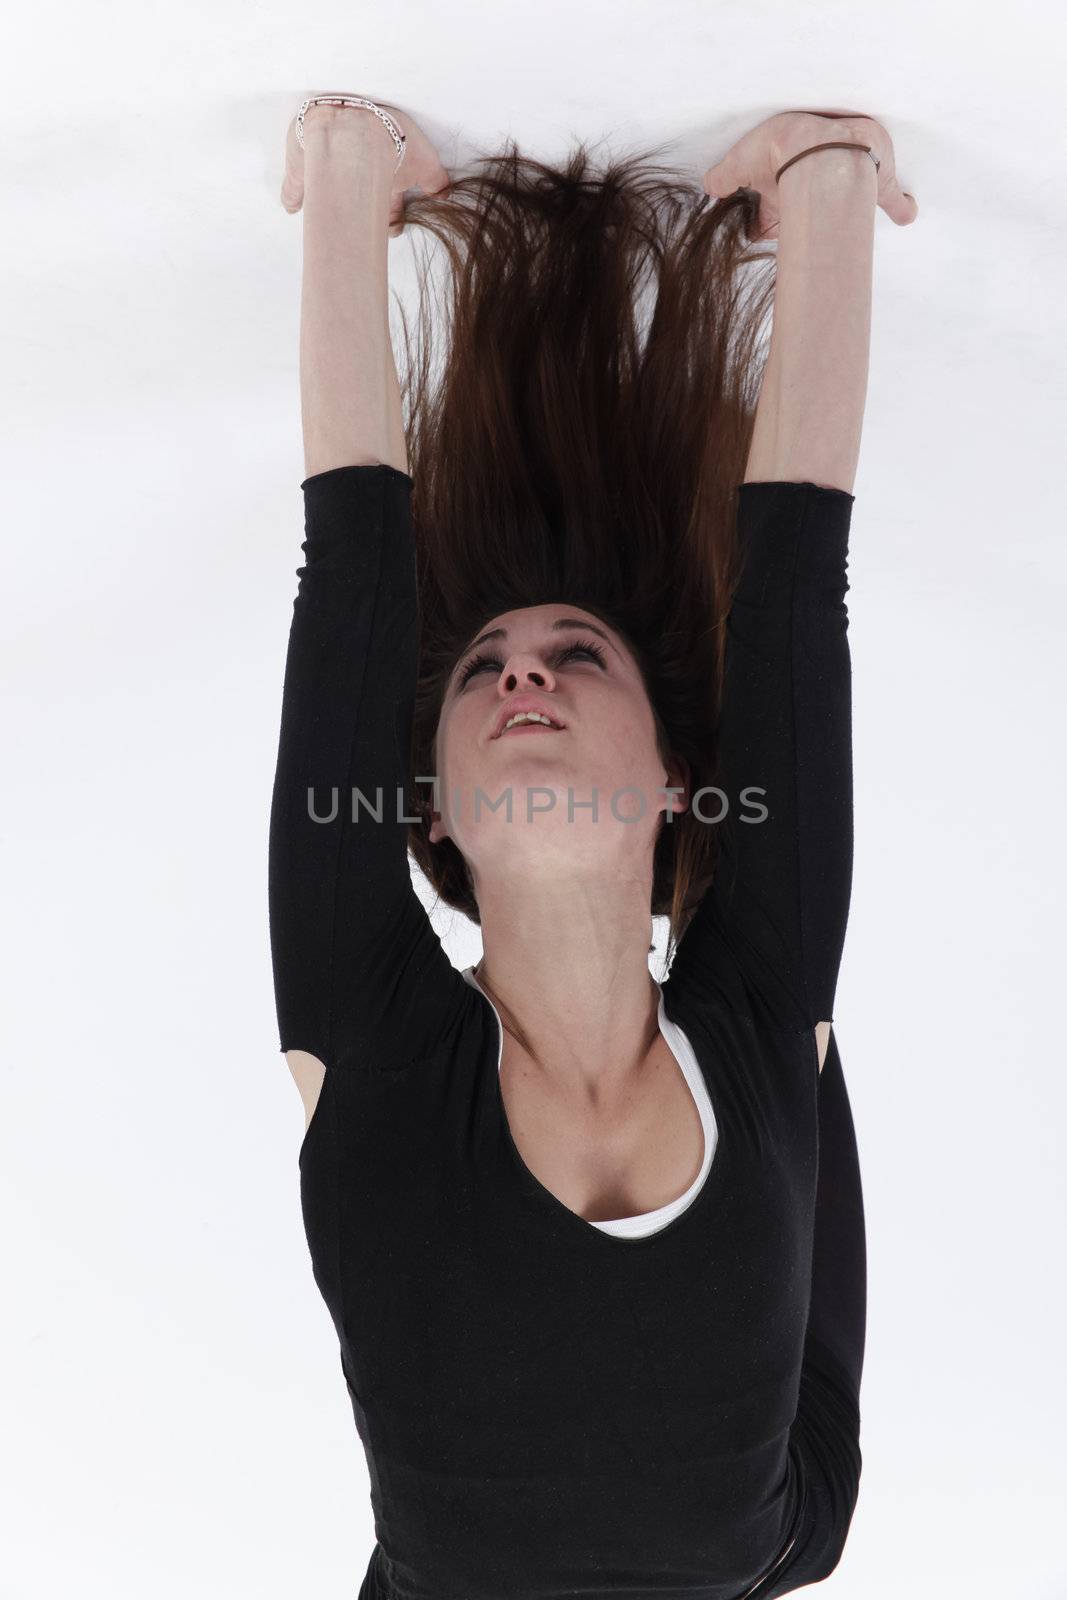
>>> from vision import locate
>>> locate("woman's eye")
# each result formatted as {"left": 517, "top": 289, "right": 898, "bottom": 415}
{"left": 457, "top": 651, "right": 503, "bottom": 688}
{"left": 563, "top": 643, "right": 607, "bottom": 667}
{"left": 550, "top": 640, "right": 609, "bottom": 674}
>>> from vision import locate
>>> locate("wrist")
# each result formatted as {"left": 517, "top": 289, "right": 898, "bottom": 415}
{"left": 777, "top": 145, "right": 878, "bottom": 198}
{"left": 301, "top": 106, "right": 398, "bottom": 172}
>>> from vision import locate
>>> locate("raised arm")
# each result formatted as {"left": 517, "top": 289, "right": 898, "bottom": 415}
{"left": 670, "top": 479, "right": 855, "bottom": 1056}
{"left": 293, "top": 104, "right": 409, "bottom": 479}
{"left": 268, "top": 107, "right": 466, "bottom": 1084}
{"left": 669, "top": 138, "right": 882, "bottom": 1062}
{"left": 742, "top": 137, "right": 879, "bottom": 497}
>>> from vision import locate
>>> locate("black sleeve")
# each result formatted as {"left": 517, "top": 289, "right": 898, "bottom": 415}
{"left": 267, "top": 464, "right": 468, "bottom": 1072}
{"left": 667, "top": 481, "right": 855, "bottom": 1031}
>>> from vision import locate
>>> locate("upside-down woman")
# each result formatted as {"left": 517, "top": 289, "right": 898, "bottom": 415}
{"left": 269, "top": 94, "right": 917, "bottom": 1600}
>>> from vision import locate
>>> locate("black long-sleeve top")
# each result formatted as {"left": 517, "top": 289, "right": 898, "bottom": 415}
{"left": 268, "top": 464, "right": 855, "bottom": 1600}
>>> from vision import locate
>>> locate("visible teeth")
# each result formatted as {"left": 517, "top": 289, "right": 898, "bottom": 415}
{"left": 504, "top": 712, "right": 557, "bottom": 730}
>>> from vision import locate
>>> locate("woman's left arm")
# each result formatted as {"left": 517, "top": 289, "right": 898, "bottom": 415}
{"left": 671, "top": 117, "right": 917, "bottom": 1068}
{"left": 703, "top": 110, "right": 918, "bottom": 495}
{"left": 742, "top": 151, "right": 877, "bottom": 495}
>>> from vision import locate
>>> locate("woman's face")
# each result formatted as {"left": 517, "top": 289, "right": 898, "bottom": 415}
{"left": 428, "top": 603, "right": 687, "bottom": 882}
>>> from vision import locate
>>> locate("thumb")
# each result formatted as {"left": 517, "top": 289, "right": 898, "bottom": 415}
{"left": 423, "top": 157, "right": 452, "bottom": 198}
{"left": 703, "top": 161, "right": 746, "bottom": 202}
{"left": 702, "top": 162, "right": 726, "bottom": 198}
{"left": 884, "top": 182, "right": 919, "bottom": 226}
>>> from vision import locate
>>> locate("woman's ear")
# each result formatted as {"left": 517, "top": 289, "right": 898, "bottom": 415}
{"left": 427, "top": 809, "right": 446, "bottom": 846}
{"left": 663, "top": 753, "right": 691, "bottom": 816}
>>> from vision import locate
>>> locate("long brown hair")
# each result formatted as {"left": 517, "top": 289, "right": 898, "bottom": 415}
{"left": 393, "top": 136, "right": 775, "bottom": 972}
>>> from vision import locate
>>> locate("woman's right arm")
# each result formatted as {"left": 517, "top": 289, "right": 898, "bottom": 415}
{"left": 268, "top": 114, "right": 467, "bottom": 1080}
{"left": 297, "top": 107, "right": 407, "bottom": 479}
{"left": 667, "top": 479, "right": 855, "bottom": 1045}
{"left": 665, "top": 120, "right": 907, "bottom": 1053}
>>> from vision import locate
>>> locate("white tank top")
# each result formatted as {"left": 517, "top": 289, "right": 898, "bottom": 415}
{"left": 460, "top": 967, "right": 718, "bottom": 1238}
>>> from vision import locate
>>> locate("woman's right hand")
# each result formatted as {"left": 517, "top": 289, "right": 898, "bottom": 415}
{"left": 280, "top": 97, "right": 452, "bottom": 236}
{"left": 702, "top": 109, "right": 918, "bottom": 241}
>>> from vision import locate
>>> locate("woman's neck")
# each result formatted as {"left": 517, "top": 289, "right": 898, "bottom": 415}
{"left": 472, "top": 865, "right": 662, "bottom": 1102}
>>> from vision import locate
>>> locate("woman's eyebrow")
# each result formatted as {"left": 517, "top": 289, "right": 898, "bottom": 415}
{"left": 460, "top": 617, "right": 622, "bottom": 660}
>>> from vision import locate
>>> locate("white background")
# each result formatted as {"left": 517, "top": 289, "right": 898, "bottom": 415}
{"left": 3, "top": 3, "right": 1066, "bottom": 1596}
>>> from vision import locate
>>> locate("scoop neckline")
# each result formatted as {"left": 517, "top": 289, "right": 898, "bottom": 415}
{"left": 461, "top": 966, "right": 727, "bottom": 1248}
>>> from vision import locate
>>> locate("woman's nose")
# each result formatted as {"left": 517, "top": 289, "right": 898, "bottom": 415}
{"left": 499, "top": 657, "right": 556, "bottom": 692}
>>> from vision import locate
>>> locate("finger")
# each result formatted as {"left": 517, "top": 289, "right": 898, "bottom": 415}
{"left": 702, "top": 159, "right": 740, "bottom": 199}
{"left": 702, "top": 166, "right": 722, "bottom": 199}
{"left": 424, "top": 156, "right": 452, "bottom": 197}
{"left": 751, "top": 210, "right": 779, "bottom": 244}
{"left": 281, "top": 120, "right": 303, "bottom": 212}
{"left": 882, "top": 179, "right": 919, "bottom": 226}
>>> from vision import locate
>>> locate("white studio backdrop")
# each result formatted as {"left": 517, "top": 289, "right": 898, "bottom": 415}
{"left": 2, "top": 3, "right": 1065, "bottom": 1597}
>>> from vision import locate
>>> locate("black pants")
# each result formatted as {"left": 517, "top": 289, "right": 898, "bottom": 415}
{"left": 760, "top": 1027, "right": 868, "bottom": 1598}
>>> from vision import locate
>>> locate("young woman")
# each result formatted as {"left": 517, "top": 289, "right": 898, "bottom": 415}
{"left": 269, "top": 97, "right": 917, "bottom": 1600}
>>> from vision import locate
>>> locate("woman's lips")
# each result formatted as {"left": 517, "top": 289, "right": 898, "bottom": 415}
{"left": 498, "top": 722, "right": 566, "bottom": 737}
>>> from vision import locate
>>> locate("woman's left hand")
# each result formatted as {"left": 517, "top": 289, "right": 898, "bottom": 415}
{"left": 701, "top": 110, "right": 918, "bottom": 241}
{"left": 281, "top": 97, "right": 451, "bottom": 237}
